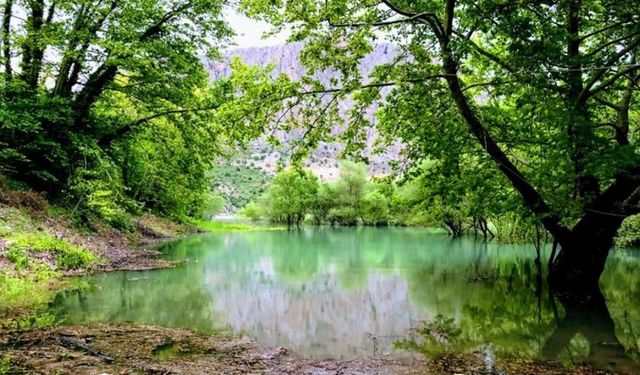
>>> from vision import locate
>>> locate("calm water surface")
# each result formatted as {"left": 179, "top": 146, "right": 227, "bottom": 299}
{"left": 49, "top": 227, "right": 640, "bottom": 370}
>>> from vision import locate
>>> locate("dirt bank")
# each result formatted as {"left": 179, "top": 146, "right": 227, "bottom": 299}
{"left": 1, "top": 323, "right": 632, "bottom": 375}
{"left": 1, "top": 323, "right": 426, "bottom": 375}
{"left": 45, "top": 214, "right": 195, "bottom": 273}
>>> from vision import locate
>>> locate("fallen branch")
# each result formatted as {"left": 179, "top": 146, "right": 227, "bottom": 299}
{"left": 55, "top": 334, "right": 115, "bottom": 363}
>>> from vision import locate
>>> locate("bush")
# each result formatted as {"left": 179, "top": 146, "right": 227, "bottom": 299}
{"left": 361, "top": 191, "right": 390, "bottom": 226}
{"left": 240, "top": 202, "right": 264, "bottom": 222}
{"left": 328, "top": 207, "right": 359, "bottom": 226}
{"left": 616, "top": 215, "right": 640, "bottom": 248}
{"left": 8, "top": 233, "right": 98, "bottom": 270}
{"left": 68, "top": 157, "right": 136, "bottom": 231}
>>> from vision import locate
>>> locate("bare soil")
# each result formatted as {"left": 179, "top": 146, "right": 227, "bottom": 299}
{"left": 1, "top": 323, "right": 428, "bottom": 375}
{"left": 1, "top": 323, "right": 632, "bottom": 375}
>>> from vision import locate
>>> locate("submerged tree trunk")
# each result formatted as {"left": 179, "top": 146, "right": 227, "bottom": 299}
{"left": 549, "top": 213, "right": 624, "bottom": 302}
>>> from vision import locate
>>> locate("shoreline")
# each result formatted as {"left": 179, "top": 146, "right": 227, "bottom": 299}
{"left": 1, "top": 322, "right": 629, "bottom": 375}
{"left": 1, "top": 210, "right": 637, "bottom": 374}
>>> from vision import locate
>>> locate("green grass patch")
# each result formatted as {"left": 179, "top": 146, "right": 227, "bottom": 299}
{"left": 0, "top": 272, "right": 57, "bottom": 314}
{"left": 0, "top": 355, "right": 14, "bottom": 375}
{"left": 191, "top": 219, "right": 284, "bottom": 232}
{"left": 7, "top": 233, "right": 98, "bottom": 270}
{"left": 0, "top": 207, "right": 35, "bottom": 237}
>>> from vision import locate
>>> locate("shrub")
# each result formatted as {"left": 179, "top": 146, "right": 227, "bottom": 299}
{"left": 361, "top": 191, "right": 390, "bottom": 226}
{"left": 328, "top": 207, "right": 359, "bottom": 226}
{"left": 616, "top": 215, "right": 640, "bottom": 248}
{"left": 240, "top": 202, "right": 264, "bottom": 223}
{"left": 8, "top": 233, "right": 98, "bottom": 270}
{"left": 68, "top": 157, "right": 136, "bottom": 231}
{"left": 7, "top": 247, "right": 29, "bottom": 270}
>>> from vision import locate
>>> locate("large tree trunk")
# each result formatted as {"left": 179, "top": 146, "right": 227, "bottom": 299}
{"left": 549, "top": 213, "right": 624, "bottom": 303}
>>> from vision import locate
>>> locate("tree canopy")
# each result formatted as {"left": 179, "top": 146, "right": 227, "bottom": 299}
{"left": 0, "top": 0, "right": 240, "bottom": 222}
{"left": 239, "top": 0, "right": 640, "bottom": 295}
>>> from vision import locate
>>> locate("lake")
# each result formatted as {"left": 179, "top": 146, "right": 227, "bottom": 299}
{"left": 48, "top": 227, "right": 640, "bottom": 370}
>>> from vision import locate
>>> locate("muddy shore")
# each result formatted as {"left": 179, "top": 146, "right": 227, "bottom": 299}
{"left": 3, "top": 323, "right": 630, "bottom": 375}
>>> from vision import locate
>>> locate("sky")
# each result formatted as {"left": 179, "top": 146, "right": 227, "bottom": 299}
{"left": 225, "top": 11, "right": 290, "bottom": 49}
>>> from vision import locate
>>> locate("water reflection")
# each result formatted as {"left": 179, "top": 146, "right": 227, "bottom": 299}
{"left": 49, "top": 228, "right": 640, "bottom": 369}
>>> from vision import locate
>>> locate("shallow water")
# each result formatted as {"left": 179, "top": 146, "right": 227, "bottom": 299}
{"left": 49, "top": 227, "right": 640, "bottom": 370}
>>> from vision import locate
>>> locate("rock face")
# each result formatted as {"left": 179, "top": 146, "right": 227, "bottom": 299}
{"left": 203, "top": 42, "right": 403, "bottom": 181}
{"left": 206, "top": 42, "right": 398, "bottom": 82}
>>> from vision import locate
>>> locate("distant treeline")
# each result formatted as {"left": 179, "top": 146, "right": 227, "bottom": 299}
{"left": 240, "top": 161, "right": 640, "bottom": 247}
{"left": 240, "top": 161, "right": 487, "bottom": 234}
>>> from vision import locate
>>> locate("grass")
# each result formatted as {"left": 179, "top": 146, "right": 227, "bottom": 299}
{"left": 0, "top": 355, "right": 13, "bottom": 374}
{"left": 191, "top": 219, "right": 285, "bottom": 232}
{"left": 0, "top": 205, "right": 98, "bottom": 322}
{"left": 0, "top": 271, "right": 58, "bottom": 316}
{"left": 8, "top": 233, "right": 98, "bottom": 270}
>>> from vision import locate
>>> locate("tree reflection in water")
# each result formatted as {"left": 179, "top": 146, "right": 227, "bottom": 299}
{"left": 48, "top": 228, "right": 640, "bottom": 369}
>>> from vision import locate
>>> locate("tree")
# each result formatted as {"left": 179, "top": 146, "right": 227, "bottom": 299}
{"left": 0, "top": 0, "right": 244, "bottom": 222}
{"left": 310, "top": 183, "right": 337, "bottom": 224}
{"left": 0, "top": 0, "right": 231, "bottom": 193}
{"left": 263, "top": 168, "right": 319, "bottom": 228}
{"left": 241, "top": 0, "right": 640, "bottom": 301}
{"left": 334, "top": 161, "right": 368, "bottom": 216}
{"left": 361, "top": 190, "right": 390, "bottom": 226}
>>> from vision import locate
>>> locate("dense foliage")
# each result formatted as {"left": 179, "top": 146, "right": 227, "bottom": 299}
{"left": 239, "top": 0, "right": 640, "bottom": 291}
{"left": 242, "top": 161, "right": 400, "bottom": 228}
{"left": 0, "top": 0, "right": 236, "bottom": 224}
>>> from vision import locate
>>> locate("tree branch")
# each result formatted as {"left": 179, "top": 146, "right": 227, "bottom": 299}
{"left": 581, "top": 39, "right": 640, "bottom": 101}
{"left": 586, "top": 65, "right": 640, "bottom": 99}
{"left": 299, "top": 76, "right": 449, "bottom": 96}
{"left": 580, "top": 21, "right": 636, "bottom": 42}
{"left": 329, "top": 12, "right": 434, "bottom": 28}
{"left": 2, "top": 0, "right": 13, "bottom": 79}
{"left": 380, "top": 0, "right": 444, "bottom": 38}
{"left": 98, "top": 104, "right": 223, "bottom": 148}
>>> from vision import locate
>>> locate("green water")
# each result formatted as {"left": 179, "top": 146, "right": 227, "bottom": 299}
{"left": 49, "top": 227, "right": 640, "bottom": 369}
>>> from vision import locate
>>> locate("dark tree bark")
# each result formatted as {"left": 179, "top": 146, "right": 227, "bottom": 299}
{"left": 20, "top": 0, "right": 45, "bottom": 89}
{"left": 549, "top": 214, "right": 624, "bottom": 302}
{"left": 72, "top": 64, "right": 119, "bottom": 125}
{"left": 53, "top": 1, "right": 119, "bottom": 97}
{"left": 443, "top": 218, "right": 463, "bottom": 237}
{"left": 52, "top": 3, "right": 88, "bottom": 96}
{"left": 1, "top": 0, "right": 13, "bottom": 80}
